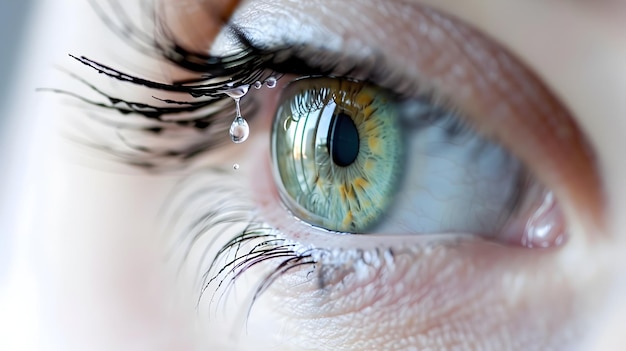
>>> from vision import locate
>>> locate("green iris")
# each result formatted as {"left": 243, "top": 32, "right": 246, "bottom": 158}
{"left": 271, "top": 78, "right": 404, "bottom": 232}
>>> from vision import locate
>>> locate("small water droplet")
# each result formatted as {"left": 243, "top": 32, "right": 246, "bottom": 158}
{"left": 283, "top": 117, "right": 292, "bottom": 131}
{"left": 224, "top": 84, "right": 249, "bottom": 99}
{"left": 264, "top": 77, "right": 277, "bottom": 88}
{"left": 233, "top": 163, "right": 240, "bottom": 170}
{"left": 253, "top": 81, "right": 263, "bottom": 89}
{"left": 229, "top": 116, "right": 249, "bottom": 143}
{"left": 224, "top": 84, "right": 253, "bottom": 143}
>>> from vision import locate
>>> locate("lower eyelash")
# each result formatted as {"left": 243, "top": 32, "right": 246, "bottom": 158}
{"left": 206, "top": 231, "right": 315, "bottom": 314}
{"left": 166, "top": 168, "right": 411, "bottom": 317}
{"left": 165, "top": 168, "right": 315, "bottom": 310}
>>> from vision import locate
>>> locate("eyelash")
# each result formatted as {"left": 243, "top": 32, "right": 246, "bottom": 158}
{"left": 52, "top": 1, "right": 458, "bottom": 170}
{"left": 167, "top": 168, "right": 420, "bottom": 315}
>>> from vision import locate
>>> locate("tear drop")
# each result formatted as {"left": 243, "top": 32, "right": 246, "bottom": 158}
{"left": 264, "top": 77, "right": 277, "bottom": 88}
{"left": 233, "top": 163, "right": 240, "bottom": 170}
{"left": 224, "top": 84, "right": 250, "bottom": 99}
{"left": 522, "top": 192, "right": 566, "bottom": 248}
{"left": 223, "top": 84, "right": 252, "bottom": 143}
{"left": 229, "top": 116, "right": 249, "bottom": 143}
{"left": 253, "top": 81, "right": 263, "bottom": 89}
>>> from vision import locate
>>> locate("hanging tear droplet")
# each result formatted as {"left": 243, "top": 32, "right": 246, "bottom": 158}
{"left": 230, "top": 116, "right": 249, "bottom": 143}
{"left": 224, "top": 84, "right": 251, "bottom": 144}
{"left": 253, "top": 81, "right": 263, "bottom": 89}
{"left": 264, "top": 77, "right": 277, "bottom": 88}
{"left": 233, "top": 163, "right": 240, "bottom": 170}
{"left": 224, "top": 84, "right": 250, "bottom": 99}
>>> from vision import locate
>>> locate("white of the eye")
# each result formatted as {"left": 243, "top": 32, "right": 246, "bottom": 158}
{"left": 375, "top": 114, "right": 522, "bottom": 235}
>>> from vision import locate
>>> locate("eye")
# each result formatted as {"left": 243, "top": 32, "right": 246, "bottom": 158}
{"left": 270, "top": 76, "right": 561, "bottom": 246}
{"left": 273, "top": 78, "right": 403, "bottom": 233}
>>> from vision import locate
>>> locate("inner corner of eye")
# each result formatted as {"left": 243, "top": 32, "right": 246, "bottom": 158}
{"left": 268, "top": 77, "right": 566, "bottom": 249}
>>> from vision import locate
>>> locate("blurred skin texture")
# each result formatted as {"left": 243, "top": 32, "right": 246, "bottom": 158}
{"left": 2, "top": 0, "right": 626, "bottom": 350}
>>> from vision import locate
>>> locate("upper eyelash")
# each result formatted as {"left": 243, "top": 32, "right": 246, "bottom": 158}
{"left": 48, "top": 0, "right": 282, "bottom": 169}
{"left": 52, "top": 0, "right": 455, "bottom": 169}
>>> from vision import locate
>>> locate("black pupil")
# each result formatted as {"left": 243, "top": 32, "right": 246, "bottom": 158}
{"left": 328, "top": 112, "right": 360, "bottom": 167}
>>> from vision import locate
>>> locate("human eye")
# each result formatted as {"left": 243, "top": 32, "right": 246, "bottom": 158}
{"left": 60, "top": 0, "right": 607, "bottom": 350}
{"left": 271, "top": 76, "right": 554, "bottom": 245}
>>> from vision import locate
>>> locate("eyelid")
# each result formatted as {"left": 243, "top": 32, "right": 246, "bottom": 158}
{"left": 230, "top": 2, "right": 603, "bottom": 233}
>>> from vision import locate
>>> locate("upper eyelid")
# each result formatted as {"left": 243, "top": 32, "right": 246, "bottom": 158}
{"left": 255, "top": 40, "right": 445, "bottom": 103}
{"left": 231, "top": 2, "right": 603, "bottom": 228}
{"left": 83, "top": 1, "right": 445, "bottom": 108}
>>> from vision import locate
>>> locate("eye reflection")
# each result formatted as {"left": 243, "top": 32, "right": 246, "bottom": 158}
{"left": 272, "top": 78, "right": 403, "bottom": 232}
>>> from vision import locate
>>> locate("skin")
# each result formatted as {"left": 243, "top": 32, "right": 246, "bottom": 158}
{"left": 2, "top": 0, "right": 625, "bottom": 350}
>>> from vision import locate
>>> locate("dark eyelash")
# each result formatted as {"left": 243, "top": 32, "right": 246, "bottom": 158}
{"left": 48, "top": 0, "right": 398, "bottom": 314}
{"left": 89, "top": 0, "right": 265, "bottom": 77}
{"left": 201, "top": 228, "right": 315, "bottom": 316}
{"left": 164, "top": 168, "right": 409, "bottom": 317}
{"left": 47, "top": 0, "right": 282, "bottom": 169}
{"left": 49, "top": 0, "right": 442, "bottom": 170}
{"left": 164, "top": 168, "right": 317, "bottom": 314}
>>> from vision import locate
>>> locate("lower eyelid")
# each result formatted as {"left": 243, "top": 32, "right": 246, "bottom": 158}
{"left": 256, "top": 230, "right": 585, "bottom": 351}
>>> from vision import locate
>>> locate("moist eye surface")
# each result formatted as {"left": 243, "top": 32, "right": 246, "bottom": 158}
{"left": 271, "top": 77, "right": 528, "bottom": 237}
{"left": 272, "top": 78, "right": 403, "bottom": 232}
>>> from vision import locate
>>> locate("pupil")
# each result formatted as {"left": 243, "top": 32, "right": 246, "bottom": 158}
{"left": 328, "top": 112, "right": 360, "bottom": 167}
